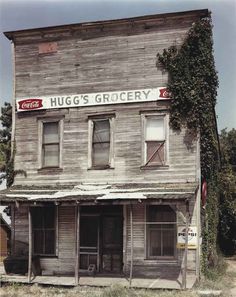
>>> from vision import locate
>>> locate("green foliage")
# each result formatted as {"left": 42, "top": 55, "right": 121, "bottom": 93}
{"left": 220, "top": 128, "right": 236, "bottom": 171}
{"left": 218, "top": 129, "right": 236, "bottom": 255}
{"left": 157, "top": 17, "right": 219, "bottom": 274}
{"left": 0, "top": 102, "right": 13, "bottom": 187}
{"left": 0, "top": 102, "right": 26, "bottom": 189}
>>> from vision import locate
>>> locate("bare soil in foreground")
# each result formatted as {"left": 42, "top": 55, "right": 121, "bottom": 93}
{"left": 0, "top": 257, "right": 236, "bottom": 297}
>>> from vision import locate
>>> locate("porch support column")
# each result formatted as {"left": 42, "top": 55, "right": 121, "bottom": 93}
{"left": 28, "top": 206, "right": 32, "bottom": 283}
{"left": 129, "top": 204, "right": 133, "bottom": 287}
{"left": 182, "top": 200, "right": 189, "bottom": 290}
{"left": 75, "top": 204, "right": 80, "bottom": 285}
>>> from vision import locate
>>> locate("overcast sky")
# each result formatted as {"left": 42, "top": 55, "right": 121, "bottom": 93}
{"left": 0, "top": 0, "right": 235, "bottom": 131}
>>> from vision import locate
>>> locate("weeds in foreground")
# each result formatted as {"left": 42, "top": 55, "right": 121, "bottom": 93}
{"left": 0, "top": 284, "right": 200, "bottom": 297}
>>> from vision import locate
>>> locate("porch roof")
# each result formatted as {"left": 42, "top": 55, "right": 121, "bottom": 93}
{"left": 0, "top": 182, "right": 198, "bottom": 203}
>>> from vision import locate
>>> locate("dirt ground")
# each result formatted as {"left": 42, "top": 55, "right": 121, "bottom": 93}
{"left": 225, "top": 257, "right": 236, "bottom": 297}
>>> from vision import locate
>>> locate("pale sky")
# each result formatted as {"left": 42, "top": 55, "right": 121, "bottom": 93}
{"left": 0, "top": 0, "right": 235, "bottom": 131}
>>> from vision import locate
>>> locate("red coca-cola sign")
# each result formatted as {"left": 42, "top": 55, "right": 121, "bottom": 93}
{"left": 18, "top": 99, "right": 43, "bottom": 110}
{"left": 159, "top": 88, "right": 170, "bottom": 99}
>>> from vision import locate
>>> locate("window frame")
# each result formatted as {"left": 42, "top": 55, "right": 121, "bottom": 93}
{"left": 31, "top": 206, "right": 58, "bottom": 257}
{"left": 141, "top": 113, "right": 169, "bottom": 168}
{"left": 88, "top": 115, "right": 115, "bottom": 169}
{"left": 146, "top": 204, "right": 177, "bottom": 260}
{"left": 38, "top": 118, "right": 63, "bottom": 169}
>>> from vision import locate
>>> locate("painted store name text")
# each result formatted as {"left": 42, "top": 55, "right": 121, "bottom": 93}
{"left": 16, "top": 87, "right": 170, "bottom": 112}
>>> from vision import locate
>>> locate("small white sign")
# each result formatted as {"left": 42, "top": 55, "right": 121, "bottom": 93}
{"left": 177, "top": 226, "right": 198, "bottom": 249}
{"left": 16, "top": 87, "right": 170, "bottom": 112}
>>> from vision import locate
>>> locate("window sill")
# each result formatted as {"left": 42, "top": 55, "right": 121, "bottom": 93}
{"left": 38, "top": 167, "right": 63, "bottom": 174}
{"left": 140, "top": 165, "right": 169, "bottom": 170}
{"left": 33, "top": 254, "right": 58, "bottom": 258}
{"left": 144, "top": 258, "right": 178, "bottom": 264}
{"left": 88, "top": 165, "right": 114, "bottom": 170}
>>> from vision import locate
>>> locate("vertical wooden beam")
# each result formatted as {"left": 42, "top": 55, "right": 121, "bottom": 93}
{"left": 123, "top": 205, "right": 127, "bottom": 274}
{"left": 28, "top": 207, "right": 32, "bottom": 283}
{"left": 11, "top": 205, "right": 15, "bottom": 255}
{"left": 196, "top": 137, "right": 201, "bottom": 280}
{"left": 182, "top": 201, "right": 189, "bottom": 290}
{"left": 97, "top": 217, "right": 100, "bottom": 272}
{"left": 129, "top": 204, "right": 133, "bottom": 287}
{"left": 75, "top": 205, "right": 80, "bottom": 285}
{"left": 10, "top": 42, "right": 16, "bottom": 158}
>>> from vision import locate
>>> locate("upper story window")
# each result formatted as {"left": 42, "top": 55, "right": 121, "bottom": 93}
{"left": 43, "top": 122, "right": 59, "bottom": 167}
{"left": 88, "top": 116, "right": 115, "bottom": 169}
{"left": 38, "top": 118, "right": 63, "bottom": 169}
{"left": 142, "top": 114, "right": 168, "bottom": 167}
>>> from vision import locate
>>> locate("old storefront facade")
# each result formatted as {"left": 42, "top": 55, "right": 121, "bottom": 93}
{"left": 0, "top": 9, "right": 209, "bottom": 288}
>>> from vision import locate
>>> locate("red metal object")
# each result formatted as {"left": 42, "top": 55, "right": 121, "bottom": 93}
{"left": 201, "top": 180, "right": 207, "bottom": 207}
{"left": 159, "top": 88, "right": 170, "bottom": 99}
{"left": 18, "top": 99, "right": 43, "bottom": 110}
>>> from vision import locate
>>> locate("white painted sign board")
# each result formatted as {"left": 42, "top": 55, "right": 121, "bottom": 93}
{"left": 16, "top": 87, "right": 170, "bottom": 112}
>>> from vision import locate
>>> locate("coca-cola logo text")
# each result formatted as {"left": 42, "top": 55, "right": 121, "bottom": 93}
{"left": 18, "top": 99, "right": 43, "bottom": 110}
{"left": 159, "top": 88, "right": 171, "bottom": 99}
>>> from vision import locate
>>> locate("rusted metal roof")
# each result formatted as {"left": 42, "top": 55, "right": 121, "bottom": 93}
{"left": 0, "top": 183, "right": 198, "bottom": 203}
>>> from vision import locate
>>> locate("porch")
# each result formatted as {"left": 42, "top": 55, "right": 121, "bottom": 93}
{"left": 0, "top": 183, "right": 199, "bottom": 290}
{"left": 0, "top": 266, "right": 197, "bottom": 289}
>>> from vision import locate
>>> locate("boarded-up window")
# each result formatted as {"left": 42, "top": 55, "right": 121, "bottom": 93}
{"left": 42, "top": 122, "right": 59, "bottom": 167}
{"left": 32, "top": 207, "right": 56, "bottom": 255}
{"left": 92, "top": 119, "right": 110, "bottom": 167}
{"left": 147, "top": 205, "right": 176, "bottom": 258}
{"left": 145, "top": 116, "right": 165, "bottom": 166}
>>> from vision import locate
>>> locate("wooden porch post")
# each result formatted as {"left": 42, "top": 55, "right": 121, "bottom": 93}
{"left": 182, "top": 201, "right": 189, "bottom": 289}
{"left": 28, "top": 206, "right": 32, "bottom": 283}
{"left": 75, "top": 204, "right": 80, "bottom": 285}
{"left": 129, "top": 204, "right": 133, "bottom": 287}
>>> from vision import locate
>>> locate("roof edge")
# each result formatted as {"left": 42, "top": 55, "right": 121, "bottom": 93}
{"left": 4, "top": 9, "right": 209, "bottom": 41}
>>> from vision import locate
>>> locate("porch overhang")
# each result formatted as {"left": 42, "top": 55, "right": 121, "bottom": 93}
{"left": 0, "top": 182, "right": 198, "bottom": 204}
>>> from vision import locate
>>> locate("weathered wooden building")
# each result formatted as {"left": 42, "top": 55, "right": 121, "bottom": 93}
{"left": 0, "top": 214, "right": 11, "bottom": 260}
{"left": 0, "top": 9, "right": 209, "bottom": 289}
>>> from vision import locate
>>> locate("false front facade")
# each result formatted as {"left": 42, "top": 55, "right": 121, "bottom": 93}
{"left": 0, "top": 9, "right": 208, "bottom": 289}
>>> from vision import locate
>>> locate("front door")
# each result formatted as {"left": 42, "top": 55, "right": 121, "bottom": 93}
{"left": 80, "top": 215, "right": 99, "bottom": 271}
{"left": 101, "top": 215, "right": 123, "bottom": 273}
{"left": 79, "top": 206, "right": 123, "bottom": 274}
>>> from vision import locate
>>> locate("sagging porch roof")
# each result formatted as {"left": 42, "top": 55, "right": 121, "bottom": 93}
{"left": 0, "top": 183, "right": 198, "bottom": 203}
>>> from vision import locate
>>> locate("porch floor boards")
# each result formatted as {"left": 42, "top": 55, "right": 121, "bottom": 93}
{"left": 0, "top": 273, "right": 197, "bottom": 289}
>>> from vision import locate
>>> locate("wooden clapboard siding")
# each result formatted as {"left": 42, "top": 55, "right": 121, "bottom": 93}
{"left": 124, "top": 203, "right": 197, "bottom": 275}
{"left": 57, "top": 206, "right": 76, "bottom": 274}
{"left": 14, "top": 206, "right": 29, "bottom": 255}
{"left": 13, "top": 205, "right": 76, "bottom": 274}
{"left": 12, "top": 13, "right": 203, "bottom": 186}
{"left": 14, "top": 102, "right": 197, "bottom": 185}
{"left": 41, "top": 206, "right": 76, "bottom": 274}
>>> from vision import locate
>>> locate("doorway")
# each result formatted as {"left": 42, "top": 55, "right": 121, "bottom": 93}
{"left": 79, "top": 206, "right": 123, "bottom": 274}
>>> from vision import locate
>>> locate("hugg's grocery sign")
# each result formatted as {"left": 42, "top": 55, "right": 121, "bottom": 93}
{"left": 16, "top": 87, "right": 170, "bottom": 112}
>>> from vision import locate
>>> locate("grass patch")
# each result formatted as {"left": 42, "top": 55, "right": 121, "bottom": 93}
{"left": 0, "top": 284, "right": 200, "bottom": 297}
